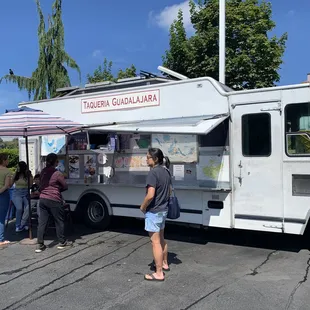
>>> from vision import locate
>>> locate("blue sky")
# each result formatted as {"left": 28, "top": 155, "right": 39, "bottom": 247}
{"left": 0, "top": 0, "right": 309, "bottom": 111}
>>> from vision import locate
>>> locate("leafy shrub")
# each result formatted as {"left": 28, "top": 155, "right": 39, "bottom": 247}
{"left": 0, "top": 148, "right": 19, "bottom": 172}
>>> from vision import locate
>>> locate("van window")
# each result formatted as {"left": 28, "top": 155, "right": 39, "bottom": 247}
{"left": 285, "top": 103, "right": 310, "bottom": 156}
{"left": 242, "top": 113, "right": 271, "bottom": 156}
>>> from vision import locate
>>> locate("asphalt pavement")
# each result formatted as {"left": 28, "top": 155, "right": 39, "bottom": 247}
{"left": 0, "top": 218, "right": 310, "bottom": 310}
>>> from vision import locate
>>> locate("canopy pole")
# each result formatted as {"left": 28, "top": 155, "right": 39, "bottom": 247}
{"left": 25, "top": 132, "right": 33, "bottom": 240}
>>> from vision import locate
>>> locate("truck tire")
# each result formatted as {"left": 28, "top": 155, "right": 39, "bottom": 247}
{"left": 79, "top": 194, "right": 111, "bottom": 230}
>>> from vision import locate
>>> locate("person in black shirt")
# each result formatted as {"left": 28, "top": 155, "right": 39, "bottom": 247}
{"left": 140, "top": 148, "right": 171, "bottom": 282}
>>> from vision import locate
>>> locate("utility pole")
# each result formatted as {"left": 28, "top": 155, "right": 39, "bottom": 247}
{"left": 219, "top": 0, "right": 226, "bottom": 84}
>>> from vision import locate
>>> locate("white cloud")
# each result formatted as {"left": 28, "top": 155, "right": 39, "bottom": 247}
{"left": 149, "top": 1, "right": 194, "bottom": 33}
{"left": 92, "top": 49, "right": 104, "bottom": 59}
{"left": 287, "top": 10, "right": 295, "bottom": 17}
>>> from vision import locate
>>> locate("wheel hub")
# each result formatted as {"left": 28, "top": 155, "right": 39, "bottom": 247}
{"left": 87, "top": 201, "right": 105, "bottom": 223}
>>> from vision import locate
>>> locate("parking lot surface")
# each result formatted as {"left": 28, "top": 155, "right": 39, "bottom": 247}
{"left": 0, "top": 218, "right": 310, "bottom": 310}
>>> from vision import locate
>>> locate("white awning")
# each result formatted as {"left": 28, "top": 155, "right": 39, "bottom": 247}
{"left": 86, "top": 114, "right": 229, "bottom": 134}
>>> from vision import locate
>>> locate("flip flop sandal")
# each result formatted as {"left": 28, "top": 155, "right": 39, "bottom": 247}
{"left": 153, "top": 264, "right": 170, "bottom": 272}
{"left": 144, "top": 274, "right": 165, "bottom": 282}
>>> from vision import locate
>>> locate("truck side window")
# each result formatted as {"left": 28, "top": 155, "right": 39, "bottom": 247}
{"left": 242, "top": 113, "right": 271, "bottom": 156}
{"left": 285, "top": 102, "right": 310, "bottom": 156}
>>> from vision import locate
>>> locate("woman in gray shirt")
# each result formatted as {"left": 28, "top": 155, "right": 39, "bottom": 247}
{"left": 140, "top": 148, "right": 171, "bottom": 282}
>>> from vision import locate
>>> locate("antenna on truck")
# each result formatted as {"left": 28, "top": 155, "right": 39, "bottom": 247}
{"left": 157, "top": 66, "right": 189, "bottom": 80}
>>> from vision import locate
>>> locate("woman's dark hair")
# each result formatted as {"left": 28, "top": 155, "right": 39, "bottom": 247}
{"left": 0, "top": 153, "right": 8, "bottom": 165}
{"left": 46, "top": 153, "right": 58, "bottom": 168}
{"left": 14, "top": 161, "right": 29, "bottom": 182}
{"left": 148, "top": 148, "right": 170, "bottom": 169}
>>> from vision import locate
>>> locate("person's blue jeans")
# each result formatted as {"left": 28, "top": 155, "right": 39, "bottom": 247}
{"left": 6, "top": 188, "right": 15, "bottom": 220}
{"left": 12, "top": 188, "right": 29, "bottom": 228}
{"left": 0, "top": 190, "right": 10, "bottom": 242}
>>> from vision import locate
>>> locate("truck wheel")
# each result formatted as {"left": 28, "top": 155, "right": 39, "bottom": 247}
{"left": 79, "top": 194, "right": 111, "bottom": 230}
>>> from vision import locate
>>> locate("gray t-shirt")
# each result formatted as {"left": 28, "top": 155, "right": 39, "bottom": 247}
{"left": 146, "top": 165, "right": 171, "bottom": 213}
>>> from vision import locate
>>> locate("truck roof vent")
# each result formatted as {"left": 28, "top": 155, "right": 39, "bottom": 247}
{"left": 56, "top": 86, "right": 79, "bottom": 93}
{"left": 85, "top": 81, "right": 115, "bottom": 88}
{"left": 116, "top": 76, "right": 144, "bottom": 83}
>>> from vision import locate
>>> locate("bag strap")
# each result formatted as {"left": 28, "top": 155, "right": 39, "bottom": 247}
{"left": 162, "top": 166, "right": 175, "bottom": 197}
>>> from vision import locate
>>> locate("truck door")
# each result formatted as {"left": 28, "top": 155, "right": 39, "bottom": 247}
{"left": 232, "top": 102, "right": 283, "bottom": 232}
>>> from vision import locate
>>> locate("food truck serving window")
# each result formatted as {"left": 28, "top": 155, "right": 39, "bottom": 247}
{"left": 285, "top": 102, "right": 310, "bottom": 156}
{"left": 67, "top": 115, "right": 230, "bottom": 190}
{"left": 88, "top": 131, "right": 109, "bottom": 149}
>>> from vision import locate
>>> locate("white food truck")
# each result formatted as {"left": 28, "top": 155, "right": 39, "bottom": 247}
{"left": 18, "top": 67, "right": 310, "bottom": 235}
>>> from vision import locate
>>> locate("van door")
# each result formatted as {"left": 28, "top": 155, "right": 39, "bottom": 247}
{"left": 232, "top": 102, "right": 283, "bottom": 232}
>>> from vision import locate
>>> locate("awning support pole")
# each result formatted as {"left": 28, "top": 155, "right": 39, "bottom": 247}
{"left": 25, "top": 130, "right": 33, "bottom": 240}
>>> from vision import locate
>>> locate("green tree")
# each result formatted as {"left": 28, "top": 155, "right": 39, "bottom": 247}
{"left": 116, "top": 64, "right": 137, "bottom": 80}
{"left": 163, "top": 0, "right": 287, "bottom": 89}
{"left": 87, "top": 58, "right": 114, "bottom": 83}
{"left": 0, "top": 0, "right": 80, "bottom": 100}
{"left": 162, "top": 10, "right": 189, "bottom": 78}
{"left": 87, "top": 58, "right": 137, "bottom": 83}
{"left": 4, "top": 138, "right": 19, "bottom": 150}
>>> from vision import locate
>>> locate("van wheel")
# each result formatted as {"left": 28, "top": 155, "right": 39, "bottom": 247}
{"left": 79, "top": 194, "right": 111, "bottom": 230}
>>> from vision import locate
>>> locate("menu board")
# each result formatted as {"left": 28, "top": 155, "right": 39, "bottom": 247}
{"left": 114, "top": 154, "right": 149, "bottom": 171}
{"left": 152, "top": 134, "right": 198, "bottom": 163}
{"left": 68, "top": 155, "right": 80, "bottom": 179}
{"left": 84, "top": 154, "right": 97, "bottom": 179}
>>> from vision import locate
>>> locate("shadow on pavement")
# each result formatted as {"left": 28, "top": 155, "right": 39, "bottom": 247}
{"left": 108, "top": 217, "right": 310, "bottom": 253}
{"left": 4, "top": 215, "right": 309, "bottom": 254}
{"left": 3, "top": 217, "right": 88, "bottom": 246}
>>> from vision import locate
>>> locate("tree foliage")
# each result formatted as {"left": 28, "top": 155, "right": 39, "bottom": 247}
{"left": 116, "top": 65, "right": 137, "bottom": 80}
{"left": 163, "top": 10, "right": 189, "bottom": 79}
{"left": 87, "top": 58, "right": 137, "bottom": 83}
{"left": 0, "top": 0, "right": 80, "bottom": 100}
{"left": 0, "top": 139, "right": 19, "bottom": 172}
{"left": 0, "top": 148, "right": 19, "bottom": 172}
{"left": 163, "top": 0, "right": 287, "bottom": 89}
{"left": 0, "top": 138, "right": 19, "bottom": 150}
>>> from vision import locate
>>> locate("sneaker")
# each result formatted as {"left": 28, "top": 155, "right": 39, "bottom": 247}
{"left": 35, "top": 244, "right": 46, "bottom": 253}
{"left": 15, "top": 226, "right": 24, "bottom": 233}
{"left": 0, "top": 240, "right": 10, "bottom": 246}
{"left": 57, "top": 241, "right": 73, "bottom": 250}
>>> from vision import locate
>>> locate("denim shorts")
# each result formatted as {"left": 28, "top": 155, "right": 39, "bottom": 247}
{"left": 145, "top": 211, "right": 168, "bottom": 233}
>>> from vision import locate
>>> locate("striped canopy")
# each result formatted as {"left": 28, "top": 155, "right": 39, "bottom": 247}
{"left": 0, "top": 107, "right": 82, "bottom": 137}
